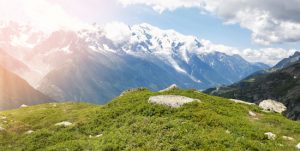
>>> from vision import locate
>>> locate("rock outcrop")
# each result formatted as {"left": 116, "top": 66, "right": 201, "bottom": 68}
{"left": 149, "top": 95, "right": 199, "bottom": 108}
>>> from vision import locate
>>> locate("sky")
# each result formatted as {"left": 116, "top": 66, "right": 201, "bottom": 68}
{"left": 0, "top": 0, "right": 300, "bottom": 65}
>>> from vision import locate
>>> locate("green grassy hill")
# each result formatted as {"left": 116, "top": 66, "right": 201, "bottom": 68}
{"left": 0, "top": 89, "right": 300, "bottom": 151}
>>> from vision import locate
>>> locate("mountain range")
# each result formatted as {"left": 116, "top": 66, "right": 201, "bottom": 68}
{"left": 205, "top": 52, "right": 300, "bottom": 120}
{"left": 0, "top": 22, "right": 269, "bottom": 105}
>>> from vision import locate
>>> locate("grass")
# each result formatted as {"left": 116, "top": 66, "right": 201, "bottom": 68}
{"left": 0, "top": 89, "right": 300, "bottom": 150}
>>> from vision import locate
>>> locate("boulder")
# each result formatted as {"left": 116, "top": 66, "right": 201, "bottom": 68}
{"left": 149, "top": 95, "right": 199, "bottom": 108}
{"left": 55, "top": 121, "right": 72, "bottom": 127}
{"left": 159, "top": 84, "right": 178, "bottom": 92}
{"left": 229, "top": 99, "right": 255, "bottom": 105}
{"left": 264, "top": 132, "right": 276, "bottom": 140}
{"left": 259, "top": 99, "right": 287, "bottom": 113}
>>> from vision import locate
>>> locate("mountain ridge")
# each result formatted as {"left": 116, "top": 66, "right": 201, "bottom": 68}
{"left": 205, "top": 51, "right": 300, "bottom": 120}
{"left": 0, "top": 65, "right": 54, "bottom": 110}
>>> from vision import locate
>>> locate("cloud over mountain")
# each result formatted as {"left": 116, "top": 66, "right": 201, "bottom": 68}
{"left": 98, "top": 22, "right": 297, "bottom": 65}
{"left": 119, "top": 0, "right": 300, "bottom": 45}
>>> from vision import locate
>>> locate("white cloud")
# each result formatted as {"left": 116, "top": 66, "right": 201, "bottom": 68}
{"left": 199, "top": 39, "right": 297, "bottom": 65}
{"left": 119, "top": 0, "right": 300, "bottom": 45}
{"left": 103, "top": 22, "right": 132, "bottom": 44}
{"left": 0, "top": 0, "right": 85, "bottom": 31}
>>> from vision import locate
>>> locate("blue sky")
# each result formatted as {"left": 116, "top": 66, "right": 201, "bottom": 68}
{"left": 55, "top": 0, "right": 300, "bottom": 50}
{"left": 117, "top": 5, "right": 254, "bottom": 50}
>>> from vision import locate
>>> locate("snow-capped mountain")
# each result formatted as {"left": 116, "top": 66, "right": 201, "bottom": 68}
{"left": 0, "top": 22, "right": 269, "bottom": 104}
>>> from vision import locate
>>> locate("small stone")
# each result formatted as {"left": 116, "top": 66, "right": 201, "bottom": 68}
{"left": 95, "top": 134, "right": 103, "bottom": 137}
{"left": 55, "top": 121, "right": 72, "bottom": 127}
{"left": 282, "top": 136, "right": 294, "bottom": 141}
{"left": 264, "top": 132, "right": 276, "bottom": 140}
{"left": 225, "top": 130, "right": 230, "bottom": 134}
{"left": 25, "top": 130, "right": 34, "bottom": 134}
{"left": 248, "top": 111, "right": 257, "bottom": 117}
{"left": 0, "top": 116, "right": 7, "bottom": 120}
{"left": 20, "top": 104, "right": 28, "bottom": 108}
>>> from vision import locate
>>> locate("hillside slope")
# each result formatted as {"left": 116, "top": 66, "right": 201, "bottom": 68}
{"left": 0, "top": 65, "right": 53, "bottom": 110}
{"left": 0, "top": 89, "right": 299, "bottom": 150}
{"left": 205, "top": 60, "right": 300, "bottom": 120}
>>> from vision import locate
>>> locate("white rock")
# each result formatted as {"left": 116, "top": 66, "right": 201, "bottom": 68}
{"left": 149, "top": 95, "right": 199, "bottom": 108}
{"left": 95, "top": 134, "right": 103, "bottom": 137}
{"left": 229, "top": 99, "right": 255, "bottom": 105}
{"left": 264, "top": 132, "right": 276, "bottom": 140}
{"left": 20, "top": 104, "right": 28, "bottom": 108}
{"left": 282, "top": 136, "right": 294, "bottom": 141}
{"left": 0, "top": 126, "right": 5, "bottom": 131}
{"left": 225, "top": 130, "right": 230, "bottom": 134}
{"left": 248, "top": 111, "right": 257, "bottom": 117}
{"left": 89, "top": 134, "right": 103, "bottom": 138}
{"left": 259, "top": 99, "right": 287, "bottom": 113}
{"left": 25, "top": 130, "right": 34, "bottom": 134}
{"left": 159, "top": 84, "right": 178, "bottom": 92}
{"left": 55, "top": 121, "right": 72, "bottom": 127}
{"left": 296, "top": 143, "right": 300, "bottom": 149}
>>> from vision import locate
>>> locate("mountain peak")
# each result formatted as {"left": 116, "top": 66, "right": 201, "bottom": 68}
{"left": 273, "top": 51, "right": 300, "bottom": 69}
{"left": 292, "top": 51, "right": 300, "bottom": 57}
